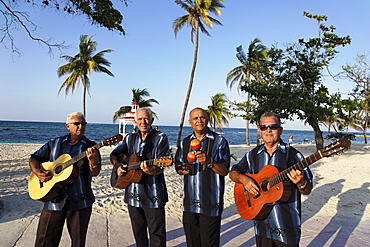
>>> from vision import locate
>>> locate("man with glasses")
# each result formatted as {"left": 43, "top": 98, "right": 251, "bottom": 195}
{"left": 29, "top": 112, "right": 101, "bottom": 246}
{"left": 110, "top": 107, "right": 170, "bottom": 247}
{"left": 229, "top": 112, "right": 313, "bottom": 247}
{"left": 175, "top": 107, "right": 230, "bottom": 247}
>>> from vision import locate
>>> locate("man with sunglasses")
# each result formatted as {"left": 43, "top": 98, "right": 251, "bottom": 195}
{"left": 229, "top": 112, "right": 313, "bottom": 247}
{"left": 175, "top": 107, "right": 230, "bottom": 247}
{"left": 29, "top": 112, "right": 101, "bottom": 247}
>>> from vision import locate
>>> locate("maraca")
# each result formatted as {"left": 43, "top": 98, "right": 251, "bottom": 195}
{"left": 187, "top": 139, "right": 201, "bottom": 163}
{"left": 190, "top": 139, "right": 201, "bottom": 151}
{"left": 187, "top": 152, "right": 196, "bottom": 162}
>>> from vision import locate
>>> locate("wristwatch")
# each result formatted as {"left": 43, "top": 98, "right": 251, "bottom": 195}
{"left": 207, "top": 159, "right": 214, "bottom": 169}
{"left": 298, "top": 180, "right": 308, "bottom": 190}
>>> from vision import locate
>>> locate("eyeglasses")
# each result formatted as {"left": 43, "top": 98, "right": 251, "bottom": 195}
{"left": 192, "top": 116, "right": 207, "bottom": 121}
{"left": 259, "top": 124, "right": 279, "bottom": 131}
{"left": 70, "top": 122, "right": 87, "bottom": 126}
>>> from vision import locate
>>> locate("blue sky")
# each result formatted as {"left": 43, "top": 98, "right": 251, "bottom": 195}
{"left": 1, "top": 0, "right": 369, "bottom": 130}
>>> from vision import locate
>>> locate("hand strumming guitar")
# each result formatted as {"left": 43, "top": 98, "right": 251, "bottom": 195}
{"left": 241, "top": 174, "right": 260, "bottom": 196}
{"left": 29, "top": 158, "right": 52, "bottom": 183}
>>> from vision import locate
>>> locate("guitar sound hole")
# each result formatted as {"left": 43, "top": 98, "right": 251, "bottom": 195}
{"left": 261, "top": 180, "right": 269, "bottom": 192}
{"left": 253, "top": 194, "right": 261, "bottom": 199}
{"left": 55, "top": 166, "right": 62, "bottom": 174}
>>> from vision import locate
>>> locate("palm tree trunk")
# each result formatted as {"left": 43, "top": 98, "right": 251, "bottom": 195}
{"left": 82, "top": 85, "right": 87, "bottom": 117}
{"left": 245, "top": 91, "right": 251, "bottom": 145}
{"left": 176, "top": 22, "right": 200, "bottom": 147}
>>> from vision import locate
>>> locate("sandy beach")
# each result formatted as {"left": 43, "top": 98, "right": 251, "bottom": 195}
{"left": 0, "top": 142, "right": 369, "bottom": 246}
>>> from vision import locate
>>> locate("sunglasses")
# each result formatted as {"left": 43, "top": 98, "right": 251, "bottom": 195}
{"left": 192, "top": 116, "right": 207, "bottom": 121}
{"left": 70, "top": 122, "right": 87, "bottom": 126}
{"left": 259, "top": 124, "right": 279, "bottom": 131}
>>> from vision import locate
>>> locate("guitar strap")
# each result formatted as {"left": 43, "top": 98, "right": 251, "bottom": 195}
{"left": 286, "top": 145, "right": 298, "bottom": 169}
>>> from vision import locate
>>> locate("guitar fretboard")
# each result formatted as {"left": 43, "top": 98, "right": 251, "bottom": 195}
{"left": 126, "top": 158, "right": 171, "bottom": 171}
{"left": 268, "top": 151, "right": 321, "bottom": 187}
{"left": 61, "top": 142, "right": 103, "bottom": 170}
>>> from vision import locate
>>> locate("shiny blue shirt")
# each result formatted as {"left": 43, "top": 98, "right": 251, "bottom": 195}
{"left": 31, "top": 135, "right": 101, "bottom": 211}
{"left": 231, "top": 141, "right": 313, "bottom": 245}
{"left": 175, "top": 129, "right": 230, "bottom": 216}
{"left": 111, "top": 129, "right": 170, "bottom": 208}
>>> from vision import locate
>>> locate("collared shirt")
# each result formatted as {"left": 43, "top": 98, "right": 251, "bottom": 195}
{"left": 111, "top": 129, "right": 170, "bottom": 208}
{"left": 231, "top": 140, "right": 313, "bottom": 245}
{"left": 30, "top": 135, "right": 101, "bottom": 211}
{"left": 175, "top": 129, "right": 230, "bottom": 216}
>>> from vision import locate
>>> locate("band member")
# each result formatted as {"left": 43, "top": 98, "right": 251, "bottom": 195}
{"left": 229, "top": 112, "right": 313, "bottom": 247}
{"left": 110, "top": 107, "right": 169, "bottom": 247}
{"left": 29, "top": 112, "right": 101, "bottom": 247}
{"left": 175, "top": 107, "right": 230, "bottom": 247}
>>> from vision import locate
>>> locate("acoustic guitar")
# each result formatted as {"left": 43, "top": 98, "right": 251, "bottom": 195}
{"left": 110, "top": 154, "right": 173, "bottom": 189}
{"left": 28, "top": 134, "right": 123, "bottom": 202}
{"left": 234, "top": 138, "right": 351, "bottom": 220}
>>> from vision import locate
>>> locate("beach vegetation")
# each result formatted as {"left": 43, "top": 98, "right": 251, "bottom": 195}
{"left": 325, "top": 132, "right": 356, "bottom": 142}
{"left": 112, "top": 88, "right": 160, "bottom": 123}
{"left": 226, "top": 38, "right": 270, "bottom": 145}
{"left": 173, "top": 0, "right": 225, "bottom": 147}
{"left": 239, "top": 12, "right": 351, "bottom": 150}
{"left": 342, "top": 53, "right": 370, "bottom": 144}
{"left": 57, "top": 34, "right": 114, "bottom": 117}
{"left": 323, "top": 97, "right": 360, "bottom": 135}
{"left": 206, "top": 93, "right": 232, "bottom": 133}
{"left": 1, "top": 0, "right": 127, "bottom": 55}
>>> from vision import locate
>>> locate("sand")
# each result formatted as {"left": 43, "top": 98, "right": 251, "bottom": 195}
{"left": 0, "top": 141, "right": 369, "bottom": 245}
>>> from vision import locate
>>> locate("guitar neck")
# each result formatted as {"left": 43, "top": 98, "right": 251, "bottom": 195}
{"left": 61, "top": 142, "right": 103, "bottom": 170}
{"left": 269, "top": 150, "right": 322, "bottom": 187}
{"left": 127, "top": 158, "right": 157, "bottom": 171}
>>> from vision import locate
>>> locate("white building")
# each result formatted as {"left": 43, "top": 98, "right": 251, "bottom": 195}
{"left": 118, "top": 102, "right": 139, "bottom": 136}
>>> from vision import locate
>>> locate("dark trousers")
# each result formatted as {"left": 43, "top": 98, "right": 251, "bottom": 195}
{"left": 256, "top": 235, "right": 299, "bottom": 247}
{"left": 34, "top": 204, "right": 92, "bottom": 247}
{"left": 128, "top": 205, "right": 166, "bottom": 247}
{"left": 182, "top": 211, "right": 221, "bottom": 247}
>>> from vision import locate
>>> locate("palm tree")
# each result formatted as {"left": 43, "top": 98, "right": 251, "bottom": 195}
{"left": 113, "top": 88, "right": 160, "bottom": 122}
{"left": 226, "top": 38, "right": 269, "bottom": 145}
{"left": 173, "top": 0, "right": 225, "bottom": 147}
{"left": 57, "top": 34, "right": 114, "bottom": 117}
{"left": 206, "top": 93, "right": 232, "bottom": 132}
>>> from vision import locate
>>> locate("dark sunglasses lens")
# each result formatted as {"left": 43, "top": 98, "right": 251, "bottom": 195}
{"left": 73, "top": 122, "right": 87, "bottom": 126}
{"left": 260, "top": 124, "right": 278, "bottom": 130}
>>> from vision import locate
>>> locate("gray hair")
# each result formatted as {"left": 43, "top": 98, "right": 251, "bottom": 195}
{"left": 66, "top": 112, "right": 85, "bottom": 124}
{"left": 260, "top": 112, "right": 281, "bottom": 126}
{"left": 135, "top": 107, "right": 153, "bottom": 121}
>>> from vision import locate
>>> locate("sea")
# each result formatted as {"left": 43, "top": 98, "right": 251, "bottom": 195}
{"left": 0, "top": 120, "right": 366, "bottom": 146}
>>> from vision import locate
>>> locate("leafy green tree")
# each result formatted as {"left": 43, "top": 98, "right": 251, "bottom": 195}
{"left": 173, "top": 0, "right": 224, "bottom": 147}
{"left": 226, "top": 38, "right": 269, "bottom": 145}
{"left": 57, "top": 34, "right": 114, "bottom": 117}
{"left": 206, "top": 93, "right": 232, "bottom": 132}
{"left": 113, "top": 88, "right": 160, "bottom": 122}
{"left": 242, "top": 12, "right": 351, "bottom": 150}
{"left": 342, "top": 53, "right": 370, "bottom": 143}
{"left": 1, "top": 0, "right": 127, "bottom": 54}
